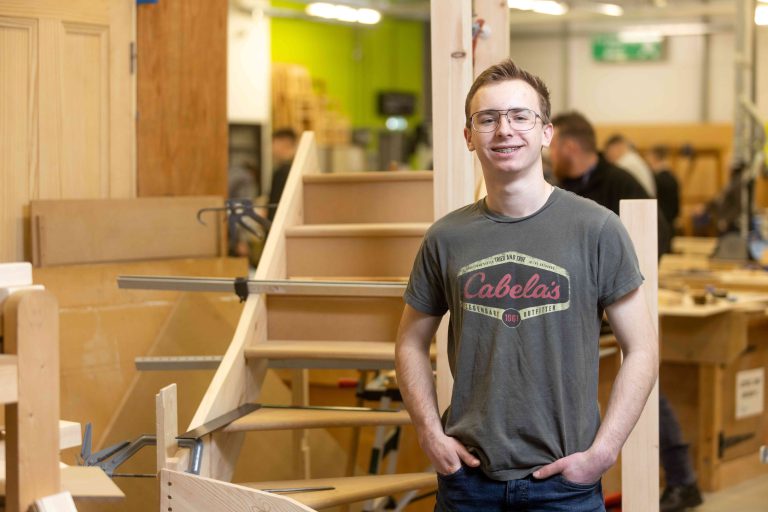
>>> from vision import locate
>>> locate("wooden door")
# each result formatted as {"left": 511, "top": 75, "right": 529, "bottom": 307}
{"left": 0, "top": 0, "right": 135, "bottom": 262}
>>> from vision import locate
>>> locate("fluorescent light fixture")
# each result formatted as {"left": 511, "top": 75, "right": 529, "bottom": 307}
{"left": 508, "top": 0, "right": 536, "bottom": 10}
{"left": 532, "top": 1, "right": 568, "bottom": 15}
{"left": 757, "top": 5, "right": 768, "bottom": 25}
{"left": 357, "top": 8, "right": 382, "bottom": 25}
{"left": 593, "top": 3, "right": 623, "bottom": 17}
{"left": 508, "top": 0, "right": 567, "bottom": 16}
{"left": 335, "top": 5, "right": 359, "bottom": 22}
{"left": 306, "top": 2, "right": 336, "bottom": 19}
{"left": 305, "top": 2, "right": 381, "bottom": 24}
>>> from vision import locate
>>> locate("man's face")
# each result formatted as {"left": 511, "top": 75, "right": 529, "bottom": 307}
{"left": 272, "top": 137, "right": 296, "bottom": 165}
{"left": 464, "top": 80, "right": 552, "bottom": 179}
{"left": 603, "top": 141, "right": 626, "bottom": 164}
{"left": 549, "top": 128, "right": 575, "bottom": 181}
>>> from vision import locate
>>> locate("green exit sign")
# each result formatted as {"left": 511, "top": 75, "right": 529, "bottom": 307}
{"left": 592, "top": 34, "right": 665, "bottom": 62}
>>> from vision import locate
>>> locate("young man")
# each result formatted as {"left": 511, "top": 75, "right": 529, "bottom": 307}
{"left": 395, "top": 60, "right": 658, "bottom": 511}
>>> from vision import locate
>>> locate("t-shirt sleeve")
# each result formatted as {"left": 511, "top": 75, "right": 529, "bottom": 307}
{"left": 404, "top": 232, "right": 449, "bottom": 317}
{"left": 597, "top": 214, "right": 644, "bottom": 308}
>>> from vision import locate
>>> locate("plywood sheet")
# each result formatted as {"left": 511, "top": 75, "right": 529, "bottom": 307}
{"left": 30, "top": 197, "right": 225, "bottom": 266}
{"left": 137, "top": 0, "right": 227, "bottom": 197}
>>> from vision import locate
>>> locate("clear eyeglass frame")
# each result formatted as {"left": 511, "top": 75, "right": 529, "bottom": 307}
{"left": 470, "top": 108, "right": 544, "bottom": 133}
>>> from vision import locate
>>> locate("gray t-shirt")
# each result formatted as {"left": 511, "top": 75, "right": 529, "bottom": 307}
{"left": 404, "top": 187, "right": 643, "bottom": 481}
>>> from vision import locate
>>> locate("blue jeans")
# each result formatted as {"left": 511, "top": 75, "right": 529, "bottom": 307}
{"left": 435, "top": 464, "right": 605, "bottom": 512}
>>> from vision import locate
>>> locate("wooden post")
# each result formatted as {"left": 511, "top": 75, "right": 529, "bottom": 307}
{"left": 472, "top": 0, "right": 510, "bottom": 200}
{"left": 619, "top": 200, "right": 660, "bottom": 512}
{"left": 431, "top": 0, "right": 474, "bottom": 413}
{"left": 156, "top": 383, "right": 180, "bottom": 472}
{"left": 4, "top": 290, "right": 61, "bottom": 512}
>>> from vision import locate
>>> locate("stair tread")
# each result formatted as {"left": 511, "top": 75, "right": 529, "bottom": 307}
{"left": 243, "top": 472, "right": 436, "bottom": 509}
{"left": 222, "top": 407, "right": 411, "bottom": 433}
{"left": 245, "top": 340, "right": 436, "bottom": 361}
{"left": 303, "top": 170, "right": 433, "bottom": 184}
{"left": 286, "top": 223, "right": 430, "bottom": 237}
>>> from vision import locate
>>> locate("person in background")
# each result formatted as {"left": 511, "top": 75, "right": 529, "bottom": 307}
{"left": 549, "top": 112, "right": 702, "bottom": 512}
{"left": 604, "top": 133, "right": 657, "bottom": 198}
{"left": 268, "top": 128, "right": 298, "bottom": 221}
{"left": 396, "top": 59, "right": 658, "bottom": 512}
{"left": 548, "top": 112, "right": 671, "bottom": 255}
{"left": 647, "top": 145, "right": 681, "bottom": 234}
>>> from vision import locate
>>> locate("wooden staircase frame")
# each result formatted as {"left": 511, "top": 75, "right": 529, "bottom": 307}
{"left": 157, "top": 132, "right": 438, "bottom": 511}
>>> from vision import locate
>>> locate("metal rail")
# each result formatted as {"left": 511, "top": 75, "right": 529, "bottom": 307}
{"left": 117, "top": 276, "right": 407, "bottom": 298}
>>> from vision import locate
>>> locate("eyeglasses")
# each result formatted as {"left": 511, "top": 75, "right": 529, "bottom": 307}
{"left": 470, "top": 108, "right": 544, "bottom": 133}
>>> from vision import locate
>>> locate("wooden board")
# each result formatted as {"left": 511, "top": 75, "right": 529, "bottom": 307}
{"left": 30, "top": 197, "right": 225, "bottom": 266}
{"left": 302, "top": 171, "right": 434, "bottom": 225}
{"left": 431, "top": 0, "right": 473, "bottom": 411}
{"left": 223, "top": 407, "right": 411, "bottom": 433}
{"left": 660, "top": 310, "right": 748, "bottom": 364}
{"left": 619, "top": 200, "right": 660, "bottom": 512}
{"left": 60, "top": 466, "right": 124, "bottom": 501}
{"left": 161, "top": 469, "right": 314, "bottom": 512}
{"left": 0, "top": 355, "right": 18, "bottom": 405}
{"left": 285, "top": 224, "right": 428, "bottom": 279}
{"left": 137, "top": 0, "right": 227, "bottom": 197}
{"left": 245, "top": 472, "right": 437, "bottom": 510}
{"left": 3, "top": 290, "right": 60, "bottom": 512}
{"left": 246, "top": 340, "right": 437, "bottom": 363}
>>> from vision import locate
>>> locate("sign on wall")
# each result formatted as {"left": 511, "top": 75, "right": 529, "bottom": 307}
{"left": 592, "top": 34, "right": 665, "bottom": 62}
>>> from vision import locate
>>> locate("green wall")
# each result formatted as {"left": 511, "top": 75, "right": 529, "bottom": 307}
{"left": 270, "top": 2, "right": 425, "bottom": 131}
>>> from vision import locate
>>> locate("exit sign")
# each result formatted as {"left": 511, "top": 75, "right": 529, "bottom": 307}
{"left": 592, "top": 34, "right": 665, "bottom": 62}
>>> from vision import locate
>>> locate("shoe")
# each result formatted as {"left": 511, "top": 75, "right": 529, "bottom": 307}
{"left": 660, "top": 483, "right": 704, "bottom": 511}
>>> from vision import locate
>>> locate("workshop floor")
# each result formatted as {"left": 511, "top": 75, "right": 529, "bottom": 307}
{"left": 697, "top": 473, "right": 768, "bottom": 512}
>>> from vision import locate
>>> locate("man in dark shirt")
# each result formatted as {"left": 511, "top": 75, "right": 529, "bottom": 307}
{"left": 548, "top": 112, "right": 702, "bottom": 512}
{"left": 268, "top": 128, "right": 298, "bottom": 220}
{"left": 548, "top": 112, "right": 671, "bottom": 255}
{"left": 648, "top": 145, "right": 681, "bottom": 232}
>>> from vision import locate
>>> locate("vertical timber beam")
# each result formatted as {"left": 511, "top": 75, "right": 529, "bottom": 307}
{"left": 620, "top": 200, "right": 659, "bottom": 512}
{"left": 4, "top": 290, "right": 60, "bottom": 512}
{"left": 472, "top": 0, "right": 509, "bottom": 200}
{"left": 430, "top": 0, "right": 474, "bottom": 412}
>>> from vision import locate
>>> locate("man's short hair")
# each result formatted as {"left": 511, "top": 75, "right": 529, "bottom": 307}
{"left": 551, "top": 111, "right": 597, "bottom": 153}
{"left": 465, "top": 59, "right": 551, "bottom": 129}
{"left": 604, "top": 133, "right": 627, "bottom": 148}
{"left": 273, "top": 128, "right": 298, "bottom": 142}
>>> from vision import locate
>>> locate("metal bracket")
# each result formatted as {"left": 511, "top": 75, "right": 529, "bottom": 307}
{"left": 79, "top": 423, "right": 202, "bottom": 476}
{"left": 718, "top": 431, "right": 755, "bottom": 458}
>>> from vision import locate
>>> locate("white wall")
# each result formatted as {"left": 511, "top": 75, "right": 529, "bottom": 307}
{"left": 228, "top": 6, "right": 271, "bottom": 124}
{"left": 510, "top": 26, "right": 768, "bottom": 125}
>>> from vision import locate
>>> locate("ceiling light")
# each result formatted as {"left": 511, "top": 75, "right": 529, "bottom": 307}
{"left": 757, "top": 5, "right": 768, "bottom": 25}
{"left": 532, "top": 1, "right": 568, "bottom": 15}
{"left": 593, "top": 3, "right": 623, "bottom": 17}
{"left": 508, "top": 0, "right": 568, "bottom": 16}
{"left": 357, "top": 8, "right": 381, "bottom": 25}
{"left": 306, "top": 2, "right": 336, "bottom": 19}
{"left": 305, "top": 3, "right": 382, "bottom": 25}
{"left": 508, "top": 0, "right": 536, "bottom": 10}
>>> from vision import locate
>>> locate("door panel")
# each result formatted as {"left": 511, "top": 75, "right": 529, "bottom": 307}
{"left": 0, "top": 1, "right": 134, "bottom": 262}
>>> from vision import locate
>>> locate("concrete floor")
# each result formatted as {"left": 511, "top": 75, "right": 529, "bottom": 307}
{"left": 697, "top": 474, "right": 768, "bottom": 512}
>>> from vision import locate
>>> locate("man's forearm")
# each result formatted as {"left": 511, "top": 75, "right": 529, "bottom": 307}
{"left": 395, "top": 340, "right": 443, "bottom": 437}
{"left": 591, "top": 345, "right": 658, "bottom": 464}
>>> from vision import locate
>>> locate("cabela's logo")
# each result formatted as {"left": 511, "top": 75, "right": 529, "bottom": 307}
{"left": 459, "top": 251, "right": 570, "bottom": 327}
